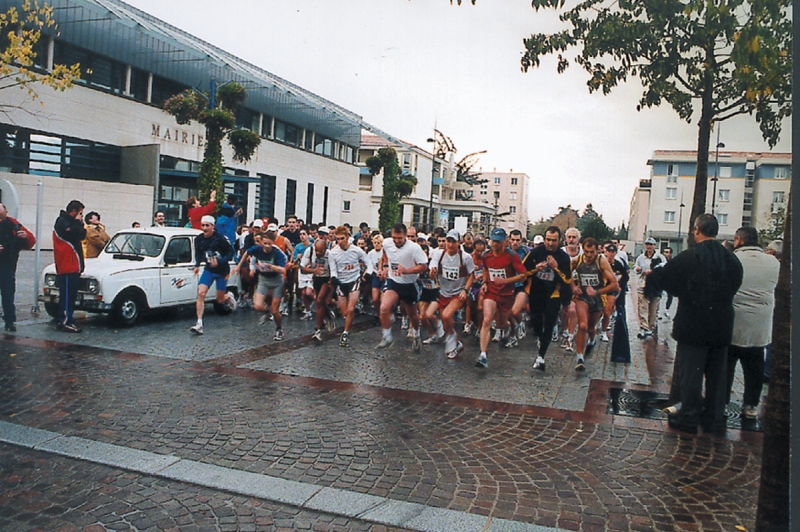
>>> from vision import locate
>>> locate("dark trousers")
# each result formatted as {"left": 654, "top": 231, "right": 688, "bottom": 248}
{"left": 675, "top": 343, "right": 728, "bottom": 432}
{"left": 57, "top": 273, "right": 80, "bottom": 325}
{"left": 0, "top": 264, "right": 16, "bottom": 325}
{"left": 726, "top": 345, "right": 765, "bottom": 407}
{"left": 529, "top": 296, "right": 561, "bottom": 357}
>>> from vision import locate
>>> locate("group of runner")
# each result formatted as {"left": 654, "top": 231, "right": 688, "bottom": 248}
{"left": 191, "top": 215, "right": 630, "bottom": 372}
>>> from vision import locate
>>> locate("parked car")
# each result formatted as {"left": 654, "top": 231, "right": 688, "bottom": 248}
{"left": 40, "top": 227, "right": 239, "bottom": 326}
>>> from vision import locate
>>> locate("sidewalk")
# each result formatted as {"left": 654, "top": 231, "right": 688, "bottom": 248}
{"left": 0, "top": 281, "right": 761, "bottom": 531}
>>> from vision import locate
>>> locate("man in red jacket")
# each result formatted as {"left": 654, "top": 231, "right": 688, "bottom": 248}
{"left": 0, "top": 203, "right": 36, "bottom": 332}
{"left": 53, "top": 200, "right": 86, "bottom": 333}
{"left": 186, "top": 189, "right": 216, "bottom": 229}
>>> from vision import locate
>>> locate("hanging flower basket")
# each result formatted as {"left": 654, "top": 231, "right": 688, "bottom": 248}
{"left": 164, "top": 90, "right": 202, "bottom": 125}
{"left": 229, "top": 128, "right": 261, "bottom": 163}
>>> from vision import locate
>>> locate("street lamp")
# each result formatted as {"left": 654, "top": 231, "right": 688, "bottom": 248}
{"left": 426, "top": 132, "right": 438, "bottom": 232}
{"left": 677, "top": 190, "right": 685, "bottom": 251}
{"left": 711, "top": 125, "right": 725, "bottom": 216}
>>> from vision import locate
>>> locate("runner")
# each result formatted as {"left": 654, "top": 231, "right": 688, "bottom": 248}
{"left": 523, "top": 226, "right": 573, "bottom": 371}
{"left": 571, "top": 237, "right": 619, "bottom": 371}
{"left": 236, "top": 230, "right": 288, "bottom": 341}
{"left": 293, "top": 228, "right": 315, "bottom": 320}
{"left": 559, "top": 227, "right": 582, "bottom": 351}
{"left": 191, "top": 215, "right": 235, "bottom": 335}
{"left": 329, "top": 226, "right": 373, "bottom": 347}
{"left": 367, "top": 234, "right": 386, "bottom": 322}
{"left": 376, "top": 223, "right": 428, "bottom": 351}
{"left": 600, "top": 243, "right": 629, "bottom": 342}
{"left": 464, "top": 238, "right": 487, "bottom": 336}
{"left": 429, "top": 229, "right": 474, "bottom": 358}
{"left": 301, "top": 238, "right": 335, "bottom": 341}
{"left": 475, "top": 228, "right": 528, "bottom": 369}
{"left": 419, "top": 237, "right": 445, "bottom": 345}
{"left": 508, "top": 229, "right": 531, "bottom": 345}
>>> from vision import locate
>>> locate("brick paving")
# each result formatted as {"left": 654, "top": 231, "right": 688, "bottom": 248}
{"left": 0, "top": 250, "right": 761, "bottom": 531}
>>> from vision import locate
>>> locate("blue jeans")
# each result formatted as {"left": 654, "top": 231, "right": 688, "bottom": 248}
{"left": 0, "top": 264, "right": 16, "bottom": 326}
{"left": 57, "top": 272, "right": 80, "bottom": 325}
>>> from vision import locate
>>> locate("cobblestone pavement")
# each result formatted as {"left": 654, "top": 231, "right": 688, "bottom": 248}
{"left": 0, "top": 252, "right": 760, "bottom": 531}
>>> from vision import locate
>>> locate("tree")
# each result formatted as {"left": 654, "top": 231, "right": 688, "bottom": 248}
{"left": 365, "top": 147, "right": 417, "bottom": 232}
{"left": 163, "top": 82, "right": 261, "bottom": 206}
{"left": 758, "top": 206, "right": 785, "bottom": 243}
{"left": 616, "top": 222, "right": 629, "bottom": 240}
{"left": 0, "top": 1, "right": 81, "bottom": 120}
{"left": 580, "top": 215, "right": 614, "bottom": 242}
{"left": 471, "top": 0, "right": 791, "bottom": 246}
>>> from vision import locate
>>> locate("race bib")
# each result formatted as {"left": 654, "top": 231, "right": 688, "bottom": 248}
{"left": 390, "top": 262, "right": 399, "bottom": 274}
{"left": 442, "top": 266, "right": 460, "bottom": 281}
{"left": 580, "top": 273, "right": 600, "bottom": 287}
{"left": 488, "top": 268, "right": 507, "bottom": 281}
{"left": 474, "top": 269, "right": 483, "bottom": 280}
{"left": 536, "top": 268, "right": 555, "bottom": 282}
{"left": 343, "top": 263, "right": 355, "bottom": 271}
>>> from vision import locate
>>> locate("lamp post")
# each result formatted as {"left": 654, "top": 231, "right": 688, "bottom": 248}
{"left": 426, "top": 130, "right": 438, "bottom": 233}
{"left": 677, "top": 190, "right": 685, "bottom": 252}
{"left": 711, "top": 125, "right": 725, "bottom": 216}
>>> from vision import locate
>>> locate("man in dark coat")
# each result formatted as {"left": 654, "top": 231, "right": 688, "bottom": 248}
{"left": 653, "top": 214, "right": 743, "bottom": 434}
{"left": 0, "top": 203, "right": 36, "bottom": 332}
{"left": 53, "top": 200, "right": 86, "bottom": 333}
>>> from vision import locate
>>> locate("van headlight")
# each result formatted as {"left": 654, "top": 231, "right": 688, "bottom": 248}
{"left": 45, "top": 274, "right": 57, "bottom": 287}
{"left": 86, "top": 278, "right": 99, "bottom": 294}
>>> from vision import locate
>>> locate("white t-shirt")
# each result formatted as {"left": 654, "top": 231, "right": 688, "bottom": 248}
{"left": 301, "top": 246, "right": 330, "bottom": 278}
{"left": 367, "top": 248, "right": 383, "bottom": 272}
{"left": 432, "top": 250, "right": 475, "bottom": 297}
{"left": 382, "top": 238, "right": 428, "bottom": 284}
{"left": 329, "top": 244, "right": 372, "bottom": 284}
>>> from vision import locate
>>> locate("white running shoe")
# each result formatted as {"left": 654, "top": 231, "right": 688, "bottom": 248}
{"left": 532, "top": 356, "right": 546, "bottom": 371}
{"left": 190, "top": 324, "right": 203, "bottom": 335}
{"left": 447, "top": 341, "right": 465, "bottom": 359}
{"left": 422, "top": 334, "right": 443, "bottom": 345}
{"left": 517, "top": 321, "right": 527, "bottom": 340}
{"left": 492, "top": 328, "right": 501, "bottom": 343}
{"left": 401, "top": 316, "right": 409, "bottom": 330}
{"left": 600, "top": 332, "right": 609, "bottom": 342}
{"left": 312, "top": 329, "right": 323, "bottom": 342}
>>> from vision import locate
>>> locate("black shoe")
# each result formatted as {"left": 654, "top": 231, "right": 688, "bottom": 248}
{"left": 4, "top": 323, "right": 16, "bottom": 332}
{"left": 667, "top": 415, "right": 697, "bottom": 434}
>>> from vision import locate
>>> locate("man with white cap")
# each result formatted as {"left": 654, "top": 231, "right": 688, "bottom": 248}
{"left": 634, "top": 237, "right": 666, "bottom": 338}
{"left": 191, "top": 215, "right": 235, "bottom": 334}
{"left": 428, "top": 229, "right": 475, "bottom": 359}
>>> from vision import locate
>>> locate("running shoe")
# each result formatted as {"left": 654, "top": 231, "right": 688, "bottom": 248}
{"left": 227, "top": 293, "right": 237, "bottom": 312}
{"left": 190, "top": 324, "right": 204, "bottom": 335}
{"left": 339, "top": 331, "right": 349, "bottom": 347}
{"left": 422, "top": 334, "right": 443, "bottom": 345}
{"left": 463, "top": 322, "right": 473, "bottom": 335}
{"left": 503, "top": 334, "right": 518, "bottom": 349}
{"left": 273, "top": 329, "right": 284, "bottom": 342}
{"left": 492, "top": 328, "right": 501, "bottom": 343}
{"left": 517, "top": 321, "right": 527, "bottom": 340}
{"left": 532, "top": 356, "right": 546, "bottom": 371}
{"left": 585, "top": 339, "right": 596, "bottom": 356}
{"left": 600, "top": 332, "right": 609, "bottom": 342}
{"left": 401, "top": 316, "right": 409, "bottom": 330}
{"left": 475, "top": 353, "right": 488, "bottom": 369}
{"left": 412, "top": 335, "right": 422, "bottom": 352}
{"left": 575, "top": 355, "right": 586, "bottom": 372}
{"left": 300, "top": 310, "right": 314, "bottom": 321}
{"left": 312, "top": 329, "right": 323, "bottom": 342}
{"left": 259, "top": 314, "right": 270, "bottom": 326}
{"left": 742, "top": 405, "right": 758, "bottom": 419}
{"left": 280, "top": 301, "right": 289, "bottom": 316}
{"left": 561, "top": 337, "right": 574, "bottom": 351}
{"left": 447, "top": 341, "right": 465, "bottom": 359}
{"left": 376, "top": 336, "right": 394, "bottom": 349}
{"left": 552, "top": 327, "right": 559, "bottom": 342}
{"left": 326, "top": 309, "right": 336, "bottom": 332}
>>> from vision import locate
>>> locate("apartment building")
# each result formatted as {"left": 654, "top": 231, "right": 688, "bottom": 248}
{"left": 470, "top": 171, "right": 531, "bottom": 235}
{"left": 628, "top": 150, "right": 791, "bottom": 253}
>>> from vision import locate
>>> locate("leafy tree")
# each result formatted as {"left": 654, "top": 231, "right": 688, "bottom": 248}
{"left": 463, "top": 0, "right": 791, "bottom": 246}
{"left": 529, "top": 216, "right": 551, "bottom": 238}
{"left": 758, "top": 206, "right": 785, "bottom": 243}
{"left": 579, "top": 215, "right": 614, "bottom": 242}
{"left": 366, "top": 147, "right": 418, "bottom": 232}
{"left": 163, "top": 82, "right": 261, "bottom": 207}
{"left": 0, "top": 1, "right": 80, "bottom": 120}
{"left": 616, "top": 222, "right": 629, "bottom": 240}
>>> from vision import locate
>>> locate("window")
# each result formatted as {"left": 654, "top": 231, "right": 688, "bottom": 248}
{"left": 718, "top": 189, "right": 730, "bottom": 202}
{"left": 775, "top": 167, "right": 788, "bottom": 179}
{"left": 494, "top": 177, "right": 501, "bottom": 184}
{"left": 720, "top": 166, "right": 732, "bottom": 178}
{"left": 510, "top": 192, "right": 517, "bottom": 200}
{"left": 773, "top": 191, "right": 785, "bottom": 203}
{"left": 718, "top": 213, "right": 728, "bottom": 225}
{"left": 664, "top": 211, "right": 676, "bottom": 223}
{"left": 480, "top": 190, "right": 487, "bottom": 196}
{"left": 164, "top": 238, "right": 192, "bottom": 264}
{"left": 667, "top": 164, "right": 678, "bottom": 181}
{"left": 509, "top": 206, "right": 517, "bottom": 213}
{"left": 256, "top": 174, "right": 276, "bottom": 219}
{"left": 511, "top": 178, "right": 518, "bottom": 185}
{"left": 342, "top": 200, "right": 351, "bottom": 212}
{"left": 666, "top": 187, "right": 677, "bottom": 199}
{"left": 745, "top": 169, "right": 755, "bottom": 188}
{"left": 402, "top": 153, "right": 411, "bottom": 169}
{"left": 306, "top": 183, "right": 315, "bottom": 222}
{"left": 285, "top": 179, "right": 297, "bottom": 216}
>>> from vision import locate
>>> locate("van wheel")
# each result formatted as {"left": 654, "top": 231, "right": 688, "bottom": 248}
{"left": 112, "top": 291, "right": 144, "bottom": 326}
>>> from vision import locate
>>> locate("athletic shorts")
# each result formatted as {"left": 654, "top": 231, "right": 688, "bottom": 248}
{"left": 420, "top": 287, "right": 439, "bottom": 303}
{"left": 384, "top": 279, "right": 419, "bottom": 306}
{"left": 485, "top": 292, "right": 513, "bottom": 315}
{"left": 199, "top": 270, "right": 228, "bottom": 292}
{"left": 371, "top": 274, "right": 386, "bottom": 290}
{"left": 257, "top": 274, "right": 284, "bottom": 297}
{"left": 298, "top": 273, "right": 313, "bottom": 290}
{"left": 336, "top": 279, "right": 361, "bottom": 299}
{"left": 313, "top": 276, "right": 330, "bottom": 294}
{"left": 514, "top": 285, "right": 527, "bottom": 295}
{"left": 574, "top": 293, "right": 604, "bottom": 314}
{"left": 438, "top": 294, "right": 464, "bottom": 309}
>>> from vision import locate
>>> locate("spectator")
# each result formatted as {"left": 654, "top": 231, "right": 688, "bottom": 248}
{"left": 132, "top": 221, "right": 141, "bottom": 228}
{"left": 186, "top": 189, "right": 217, "bottom": 230}
{"left": 152, "top": 211, "right": 165, "bottom": 227}
{"left": 216, "top": 195, "right": 242, "bottom": 245}
{"left": 0, "top": 203, "right": 36, "bottom": 332}
{"left": 53, "top": 200, "right": 87, "bottom": 333}
{"left": 634, "top": 237, "right": 665, "bottom": 338}
{"left": 653, "top": 214, "right": 743, "bottom": 435}
{"left": 766, "top": 239, "right": 783, "bottom": 260}
{"left": 726, "top": 227, "right": 779, "bottom": 419}
{"left": 83, "top": 211, "right": 110, "bottom": 259}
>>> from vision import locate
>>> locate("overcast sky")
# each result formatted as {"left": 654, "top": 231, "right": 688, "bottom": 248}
{"left": 124, "top": 0, "right": 791, "bottom": 228}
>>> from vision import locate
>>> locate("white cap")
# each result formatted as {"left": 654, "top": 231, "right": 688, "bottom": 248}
{"left": 417, "top": 233, "right": 428, "bottom": 241}
{"left": 252, "top": 219, "right": 263, "bottom": 228}
{"left": 533, "top": 235, "right": 544, "bottom": 245}
{"left": 267, "top": 223, "right": 279, "bottom": 232}
{"left": 446, "top": 229, "right": 460, "bottom": 241}
{"left": 317, "top": 226, "right": 330, "bottom": 234}
{"left": 201, "top": 215, "right": 215, "bottom": 225}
